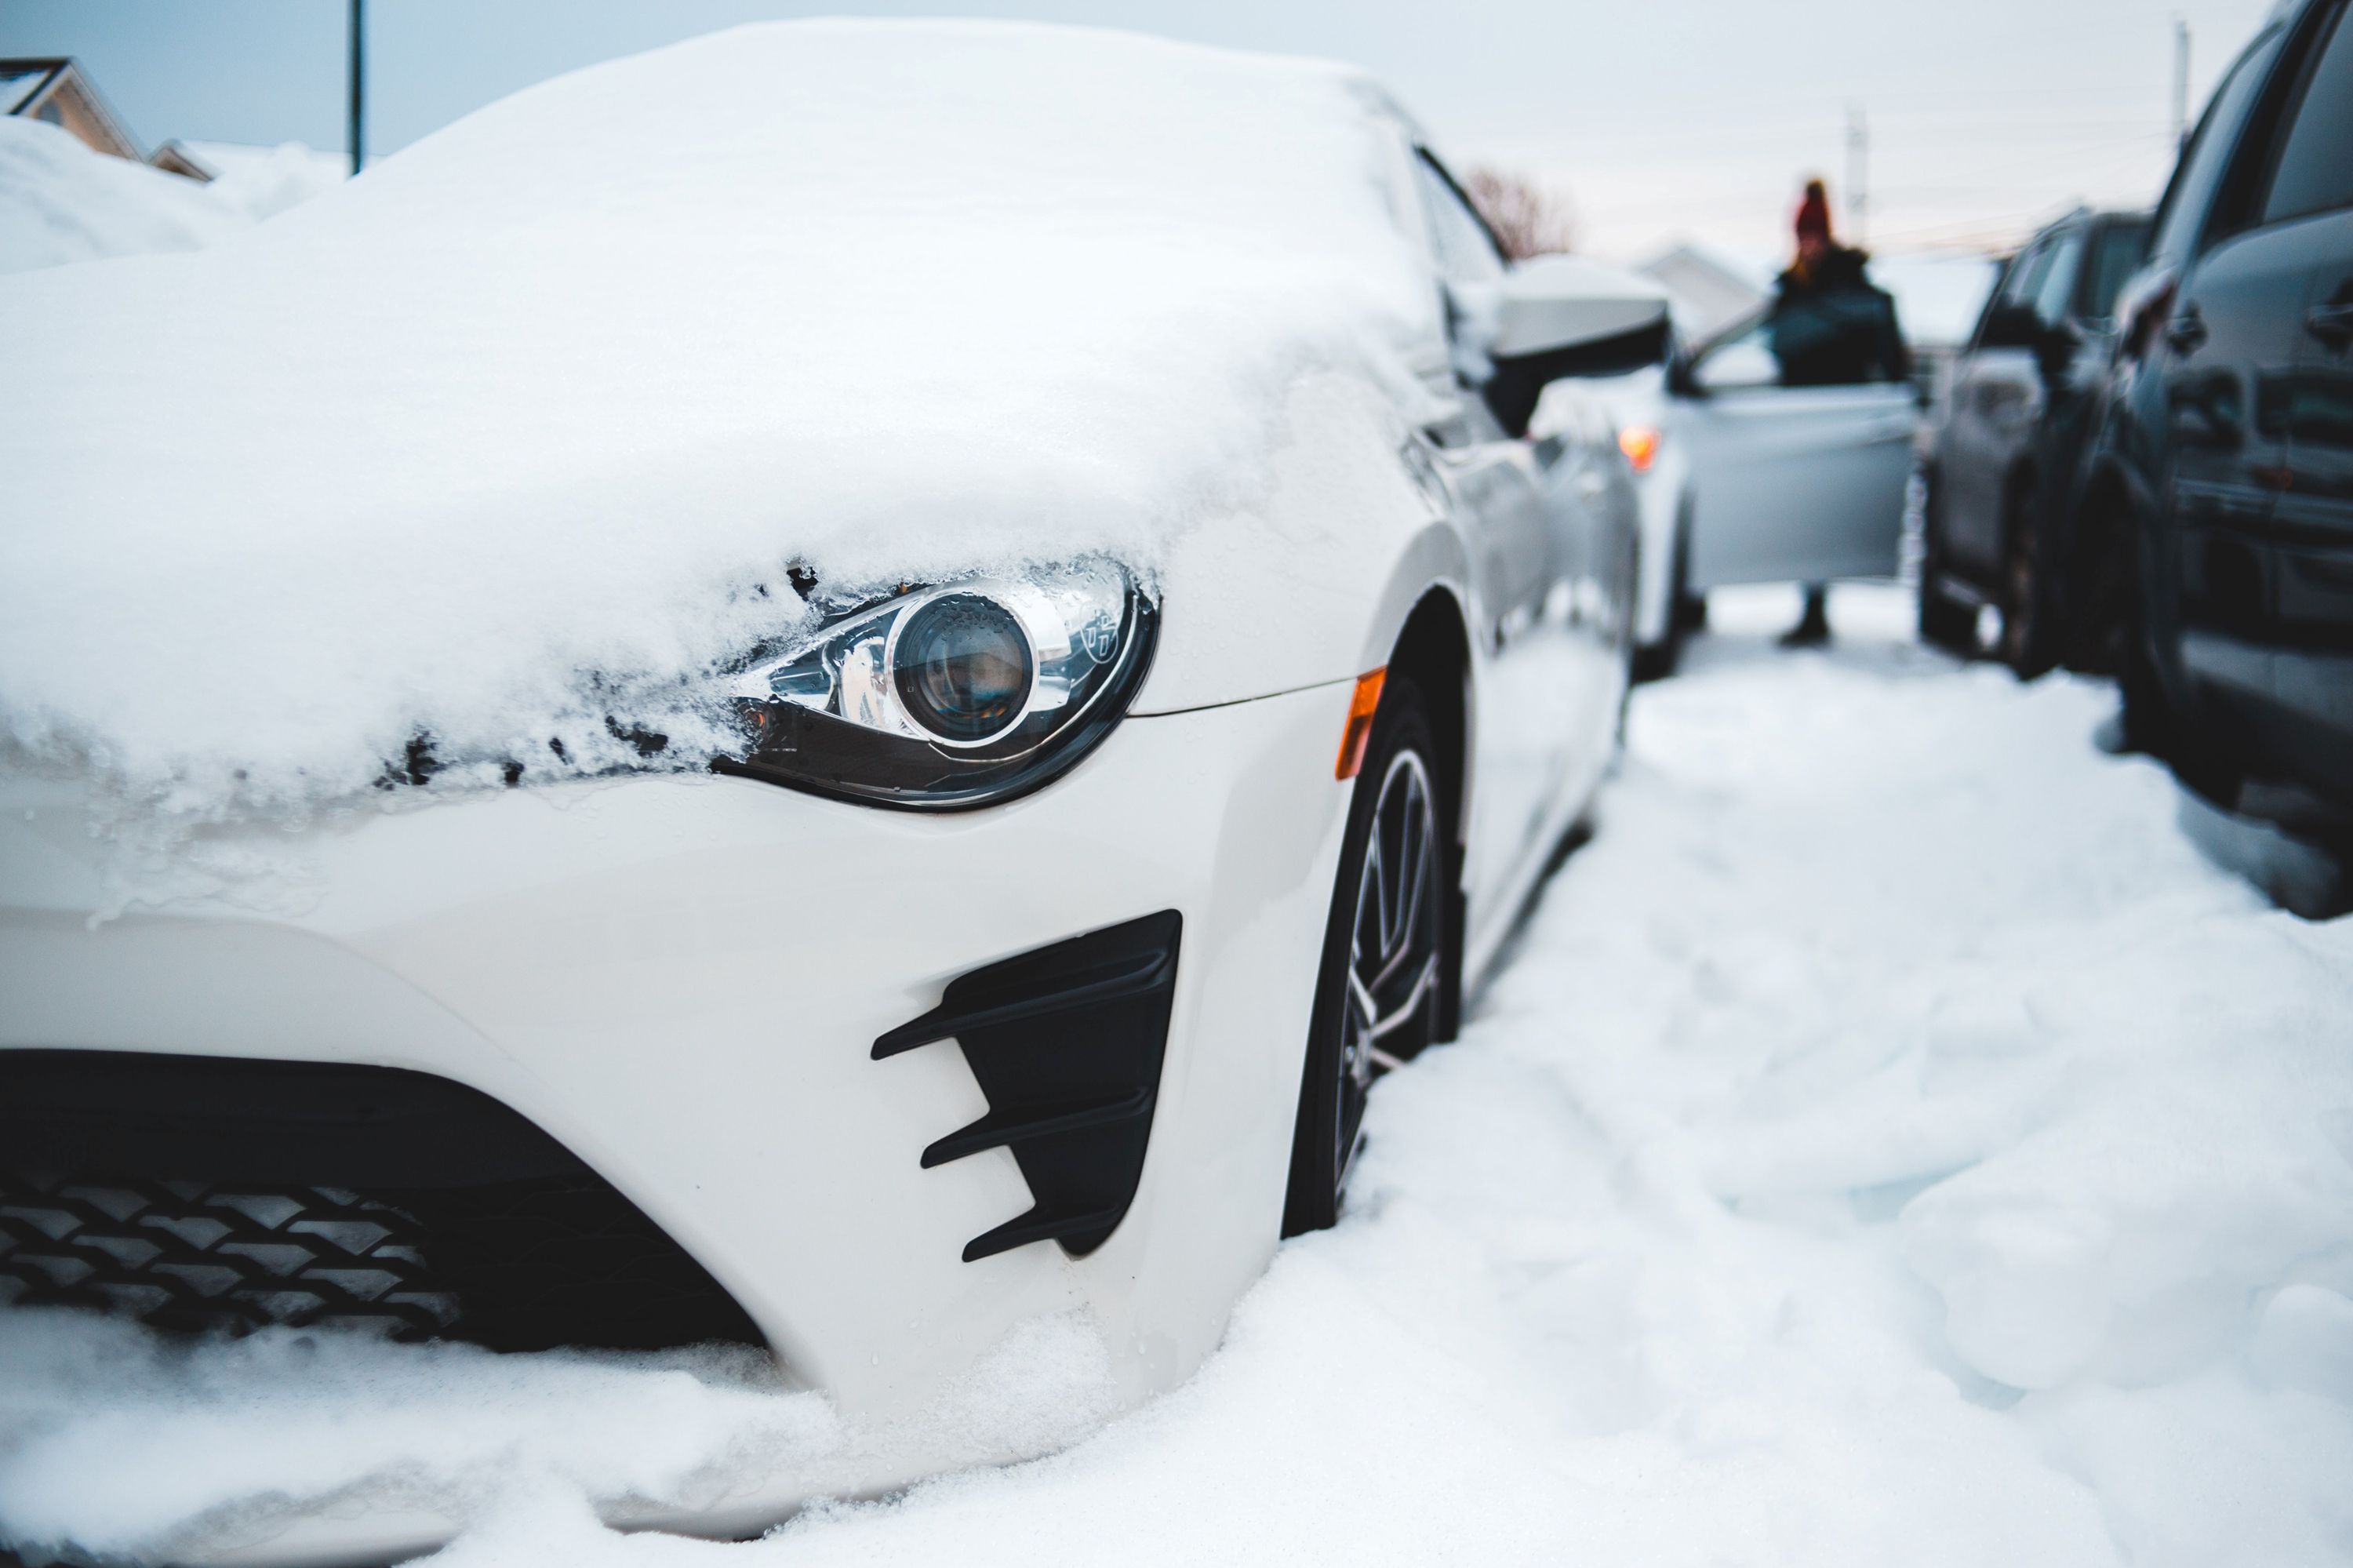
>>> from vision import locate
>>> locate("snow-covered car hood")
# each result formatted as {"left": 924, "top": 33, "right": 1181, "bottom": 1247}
{"left": 0, "top": 21, "right": 1435, "bottom": 820}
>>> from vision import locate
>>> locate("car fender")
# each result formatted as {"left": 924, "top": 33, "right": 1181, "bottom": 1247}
{"left": 1129, "top": 373, "right": 1474, "bottom": 715}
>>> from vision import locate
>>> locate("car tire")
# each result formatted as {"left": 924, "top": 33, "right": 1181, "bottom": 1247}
{"left": 1918, "top": 470, "right": 1977, "bottom": 654}
{"left": 1998, "top": 476, "right": 2057, "bottom": 678}
{"left": 2118, "top": 509, "right": 2242, "bottom": 807}
{"left": 2063, "top": 483, "right": 2130, "bottom": 677}
{"left": 1281, "top": 674, "right": 1450, "bottom": 1237}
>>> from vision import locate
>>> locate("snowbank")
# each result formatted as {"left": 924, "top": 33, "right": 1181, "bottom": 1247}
{"left": 0, "top": 1306, "right": 1115, "bottom": 1564}
{"left": 177, "top": 140, "right": 349, "bottom": 220}
{"left": 0, "top": 21, "right": 1435, "bottom": 827}
{"left": 5, "top": 590, "right": 2347, "bottom": 1565}
{"left": 0, "top": 116, "right": 247, "bottom": 271}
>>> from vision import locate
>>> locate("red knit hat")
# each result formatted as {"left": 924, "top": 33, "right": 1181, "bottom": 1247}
{"left": 1795, "top": 180, "right": 1832, "bottom": 246}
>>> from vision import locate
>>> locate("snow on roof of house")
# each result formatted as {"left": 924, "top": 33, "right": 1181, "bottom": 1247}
{"left": 0, "top": 20, "right": 1438, "bottom": 823}
{"left": 0, "top": 115, "right": 249, "bottom": 274}
{"left": 0, "top": 56, "right": 142, "bottom": 161}
{"left": 0, "top": 59, "right": 66, "bottom": 115}
{"left": 173, "top": 139, "right": 347, "bottom": 219}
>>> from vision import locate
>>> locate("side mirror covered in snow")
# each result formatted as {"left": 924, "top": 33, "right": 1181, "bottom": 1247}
{"left": 1481, "top": 256, "right": 1672, "bottom": 437}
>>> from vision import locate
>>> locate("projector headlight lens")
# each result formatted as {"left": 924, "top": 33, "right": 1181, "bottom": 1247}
{"left": 720, "top": 559, "right": 1155, "bottom": 809}
{"left": 893, "top": 594, "right": 1034, "bottom": 744}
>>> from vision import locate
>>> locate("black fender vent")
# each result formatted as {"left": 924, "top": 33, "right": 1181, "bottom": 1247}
{"left": 874, "top": 911, "right": 1181, "bottom": 1262}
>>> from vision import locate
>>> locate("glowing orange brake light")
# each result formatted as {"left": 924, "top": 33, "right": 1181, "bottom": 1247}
{"left": 1618, "top": 425, "right": 1660, "bottom": 475}
{"left": 1335, "top": 667, "right": 1387, "bottom": 780}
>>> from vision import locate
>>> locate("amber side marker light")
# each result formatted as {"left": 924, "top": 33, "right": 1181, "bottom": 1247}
{"left": 1618, "top": 425, "right": 1660, "bottom": 475}
{"left": 1335, "top": 667, "right": 1387, "bottom": 780}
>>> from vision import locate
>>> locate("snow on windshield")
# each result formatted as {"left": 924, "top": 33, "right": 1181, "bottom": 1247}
{"left": 0, "top": 22, "right": 1433, "bottom": 827}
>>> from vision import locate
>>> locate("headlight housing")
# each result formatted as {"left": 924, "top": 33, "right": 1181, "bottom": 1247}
{"left": 714, "top": 558, "right": 1158, "bottom": 810}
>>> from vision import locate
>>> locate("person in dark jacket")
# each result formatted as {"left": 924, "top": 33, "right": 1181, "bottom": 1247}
{"left": 1768, "top": 180, "right": 1910, "bottom": 646}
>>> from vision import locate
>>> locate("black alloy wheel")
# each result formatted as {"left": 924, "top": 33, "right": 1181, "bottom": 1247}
{"left": 1282, "top": 675, "right": 1449, "bottom": 1236}
{"left": 1917, "top": 470, "right": 1977, "bottom": 653}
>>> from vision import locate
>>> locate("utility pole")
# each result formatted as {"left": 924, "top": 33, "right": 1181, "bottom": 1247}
{"left": 348, "top": 0, "right": 365, "bottom": 176}
{"left": 1846, "top": 103, "right": 1869, "bottom": 247}
{"left": 2171, "top": 16, "right": 2192, "bottom": 148}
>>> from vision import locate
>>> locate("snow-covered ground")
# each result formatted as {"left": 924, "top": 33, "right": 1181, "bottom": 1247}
{"left": 170, "top": 140, "right": 348, "bottom": 221}
{"left": 5, "top": 586, "right": 2349, "bottom": 1566}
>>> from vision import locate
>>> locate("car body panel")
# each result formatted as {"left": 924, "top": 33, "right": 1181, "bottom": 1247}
{"left": 1923, "top": 209, "right": 2148, "bottom": 651}
{"left": 0, "top": 682, "right": 1358, "bottom": 1556}
{"left": 1561, "top": 368, "right": 1689, "bottom": 653}
{"left": 2270, "top": 227, "right": 2353, "bottom": 761}
{"left": 2094, "top": 0, "right": 2353, "bottom": 821}
{"left": 1678, "top": 380, "right": 1918, "bottom": 588}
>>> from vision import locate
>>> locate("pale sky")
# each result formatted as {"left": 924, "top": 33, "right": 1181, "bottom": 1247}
{"left": 0, "top": 0, "right": 2280, "bottom": 262}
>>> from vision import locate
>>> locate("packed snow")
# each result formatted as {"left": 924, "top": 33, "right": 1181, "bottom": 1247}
{"left": 0, "top": 116, "right": 249, "bottom": 272}
{"left": 173, "top": 140, "right": 349, "bottom": 221}
{"left": 0, "top": 21, "right": 1438, "bottom": 828}
{"left": 0, "top": 115, "right": 345, "bottom": 273}
{"left": 0, "top": 119, "right": 344, "bottom": 274}
{"left": 4, "top": 587, "right": 2346, "bottom": 1566}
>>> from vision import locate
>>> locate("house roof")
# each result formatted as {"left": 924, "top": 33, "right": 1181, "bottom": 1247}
{"left": 147, "top": 137, "right": 217, "bottom": 182}
{"left": 1, "top": 56, "right": 143, "bottom": 161}
{"left": 0, "top": 58, "right": 68, "bottom": 115}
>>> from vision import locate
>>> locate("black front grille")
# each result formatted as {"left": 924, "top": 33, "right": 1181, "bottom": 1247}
{"left": 0, "top": 1053, "right": 763, "bottom": 1352}
{"left": 1, "top": 1175, "right": 458, "bottom": 1339}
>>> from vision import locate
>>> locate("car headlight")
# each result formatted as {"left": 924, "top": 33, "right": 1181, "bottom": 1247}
{"left": 714, "top": 558, "right": 1158, "bottom": 809}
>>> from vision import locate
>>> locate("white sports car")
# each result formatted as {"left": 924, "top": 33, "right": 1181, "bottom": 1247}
{"left": 0, "top": 21, "right": 1657, "bottom": 1559}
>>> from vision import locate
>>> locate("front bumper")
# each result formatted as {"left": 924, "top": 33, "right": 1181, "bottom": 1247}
{"left": 0, "top": 680, "right": 1357, "bottom": 1558}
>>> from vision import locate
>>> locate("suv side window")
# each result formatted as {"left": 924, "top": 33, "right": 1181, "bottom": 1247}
{"left": 1413, "top": 152, "right": 1507, "bottom": 286}
{"left": 2259, "top": 3, "right": 2353, "bottom": 225}
{"left": 2148, "top": 26, "right": 2285, "bottom": 265}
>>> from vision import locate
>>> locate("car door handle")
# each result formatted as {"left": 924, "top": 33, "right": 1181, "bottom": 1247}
{"left": 2165, "top": 307, "right": 2207, "bottom": 354}
{"left": 2307, "top": 301, "right": 2353, "bottom": 350}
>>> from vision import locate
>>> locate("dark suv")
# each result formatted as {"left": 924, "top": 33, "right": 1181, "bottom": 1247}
{"left": 2085, "top": 0, "right": 2353, "bottom": 835}
{"left": 1921, "top": 209, "right": 2149, "bottom": 672}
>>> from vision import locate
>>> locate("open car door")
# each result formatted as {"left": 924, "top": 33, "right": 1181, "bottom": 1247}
{"left": 1671, "top": 311, "right": 1918, "bottom": 589}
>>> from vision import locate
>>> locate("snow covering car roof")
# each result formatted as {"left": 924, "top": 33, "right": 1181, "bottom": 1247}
{"left": 0, "top": 20, "right": 1438, "bottom": 821}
